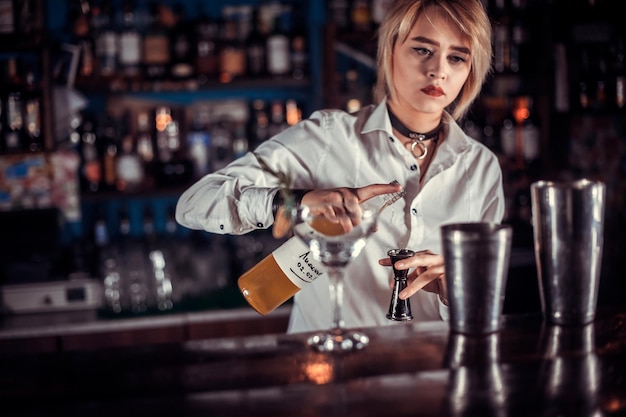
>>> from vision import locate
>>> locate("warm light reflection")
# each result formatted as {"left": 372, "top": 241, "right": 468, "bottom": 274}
{"left": 603, "top": 397, "right": 626, "bottom": 413}
{"left": 303, "top": 358, "right": 334, "bottom": 385}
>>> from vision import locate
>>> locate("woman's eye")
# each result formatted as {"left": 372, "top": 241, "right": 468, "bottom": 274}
{"left": 449, "top": 55, "right": 467, "bottom": 64}
{"left": 413, "top": 47, "right": 432, "bottom": 56}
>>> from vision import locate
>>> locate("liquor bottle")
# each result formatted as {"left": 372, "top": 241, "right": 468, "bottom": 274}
{"left": 343, "top": 68, "right": 367, "bottom": 113}
{"left": 115, "top": 130, "right": 144, "bottom": 193}
{"left": 231, "top": 122, "right": 248, "bottom": 160}
{"left": 350, "top": 0, "right": 372, "bottom": 32}
{"left": 328, "top": 0, "right": 350, "bottom": 33}
{"left": 237, "top": 182, "right": 405, "bottom": 316}
{"left": 100, "top": 112, "right": 120, "bottom": 191}
{"left": 266, "top": 12, "right": 291, "bottom": 79}
{"left": 0, "top": 0, "right": 15, "bottom": 35}
{"left": 23, "top": 69, "right": 44, "bottom": 152}
{"left": 155, "top": 105, "right": 173, "bottom": 162}
{"left": 210, "top": 118, "right": 233, "bottom": 172}
{"left": 245, "top": 8, "right": 266, "bottom": 78}
{"left": 2, "top": 57, "right": 25, "bottom": 152}
{"left": 248, "top": 99, "right": 270, "bottom": 149}
{"left": 186, "top": 105, "right": 211, "bottom": 178}
{"left": 290, "top": 13, "right": 308, "bottom": 80}
{"left": 268, "top": 99, "right": 288, "bottom": 137}
{"left": 78, "top": 115, "right": 102, "bottom": 193}
{"left": 93, "top": 0, "right": 117, "bottom": 77}
{"left": 218, "top": 10, "right": 246, "bottom": 83}
{"left": 72, "top": 0, "right": 96, "bottom": 80}
{"left": 117, "top": 0, "right": 142, "bottom": 78}
{"left": 135, "top": 110, "right": 154, "bottom": 164}
{"left": 142, "top": 2, "right": 170, "bottom": 81}
{"left": 169, "top": 3, "right": 195, "bottom": 81}
{"left": 285, "top": 99, "right": 302, "bottom": 126}
{"left": 195, "top": 9, "right": 219, "bottom": 84}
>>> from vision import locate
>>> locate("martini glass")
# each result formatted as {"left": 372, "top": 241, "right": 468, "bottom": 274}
{"left": 292, "top": 201, "right": 381, "bottom": 352}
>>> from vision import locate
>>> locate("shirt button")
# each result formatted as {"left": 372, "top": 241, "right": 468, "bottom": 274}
{"left": 411, "top": 208, "right": 418, "bottom": 215}
{"left": 389, "top": 136, "right": 395, "bottom": 142}
{"left": 410, "top": 164, "right": 417, "bottom": 171}
{"left": 257, "top": 222, "right": 264, "bottom": 228}
{"left": 219, "top": 224, "right": 224, "bottom": 230}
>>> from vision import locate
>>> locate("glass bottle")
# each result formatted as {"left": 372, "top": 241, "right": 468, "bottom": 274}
{"left": 169, "top": 3, "right": 194, "bottom": 81}
{"left": 115, "top": 130, "right": 144, "bottom": 193}
{"left": 246, "top": 7, "right": 266, "bottom": 78}
{"left": 94, "top": 0, "right": 117, "bottom": 78}
{"left": 248, "top": 99, "right": 270, "bottom": 150}
{"left": 195, "top": 9, "right": 219, "bottom": 84}
{"left": 72, "top": 0, "right": 96, "bottom": 80}
{"left": 23, "top": 69, "right": 43, "bottom": 152}
{"left": 142, "top": 2, "right": 169, "bottom": 81}
{"left": 268, "top": 99, "right": 288, "bottom": 138}
{"left": 218, "top": 9, "right": 246, "bottom": 83}
{"left": 237, "top": 182, "right": 405, "bottom": 316}
{"left": 290, "top": 15, "right": 308, "bottom": 80}
{"left": 100, "top": 112, "right": 119, "bottom": 191}
{"left": 186, "top": 104, "right": 211, "bottom": 178}
{"left": 266, "top": 12, "right": 291, "bottom": 79}
{"left": 78, "top": 115, "right": 102, "bottom": 193}
{"left": 117, "top": 0, "right": 142, "bottom": 78}
{"left": 3, "top": 57, "right": 25, "bottom": 152}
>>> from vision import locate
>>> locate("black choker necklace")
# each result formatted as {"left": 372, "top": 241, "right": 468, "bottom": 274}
{"left": 388, "top": 106, "right": 442, "bottom": 159}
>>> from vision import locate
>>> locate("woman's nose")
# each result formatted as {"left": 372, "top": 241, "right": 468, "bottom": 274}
{"left": 428, "top": 59, "right": 447, "bottom": 79}
{"left": 428, "top": 69, "right": 445, "bottom": 79}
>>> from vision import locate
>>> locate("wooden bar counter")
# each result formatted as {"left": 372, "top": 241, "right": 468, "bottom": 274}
{"left": 2, "top": 307, "right": 626, "bottom": 417}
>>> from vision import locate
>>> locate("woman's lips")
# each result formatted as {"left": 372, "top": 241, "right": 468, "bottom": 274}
{"left": 421, "top": 85, "right": 444, "bottom": 97}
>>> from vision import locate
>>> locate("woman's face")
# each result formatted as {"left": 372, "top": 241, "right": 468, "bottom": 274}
{"left": 391, "top": 8, "right": 472, "bottom": 116}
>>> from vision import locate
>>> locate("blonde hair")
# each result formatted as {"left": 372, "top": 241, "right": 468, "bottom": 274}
{"left": 373, "top": 0, "right": 492, "bottom": 120}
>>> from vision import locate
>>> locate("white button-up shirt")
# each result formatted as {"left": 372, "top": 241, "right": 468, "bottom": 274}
{"left": 176, "top": 99, "right": 505, "bottom": 333}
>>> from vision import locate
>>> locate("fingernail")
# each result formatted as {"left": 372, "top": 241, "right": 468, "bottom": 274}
{"left": 399, "top": 290, "right": 408, "bottom": 299}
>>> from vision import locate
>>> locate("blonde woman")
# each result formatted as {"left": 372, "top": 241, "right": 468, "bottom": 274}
{"left": 176, "top": 0, "right": 504, "bottom": 333}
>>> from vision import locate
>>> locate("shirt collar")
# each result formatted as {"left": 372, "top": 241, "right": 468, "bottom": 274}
{"left": 362, "top": 98, "right": 471, "bottom": 154}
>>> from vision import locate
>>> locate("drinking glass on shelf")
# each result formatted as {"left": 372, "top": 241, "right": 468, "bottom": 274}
{"left": 291, "top": 200, "right": 383, "bottom": 352}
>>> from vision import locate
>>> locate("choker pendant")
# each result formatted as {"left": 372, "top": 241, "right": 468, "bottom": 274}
{"left": 387, "top": 105, "right": 442, "bottom": 160}
{"left": 410, "top": 141, "right": 428, "bottom": 159}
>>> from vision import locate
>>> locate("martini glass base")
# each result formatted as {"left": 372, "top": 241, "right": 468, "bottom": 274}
{"left": 307, "top": 328, "right": 370, "bottom": 352}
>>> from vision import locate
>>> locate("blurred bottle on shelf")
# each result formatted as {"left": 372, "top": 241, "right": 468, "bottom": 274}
{"left": 248, "top": 99, "right": 270, "bottom": 149}
{"left": 290, "top": 13, "right": 308, "bottom": 80}
{"left": 219, "top": 8, "right": 246, "bottom": 83}
{"left": 78, "top": 114, "right": 102, "bottom": 193}
{"left": 232, "top": 122, "right": 249, "bottom": 160}
{"left": 187, "top": 104, "right": 212, "bottom": 178}
{"left": 210, "top": 118, "right": 233, "bottom": 172}
{"left": 2, "top": 57, "right": 25, "bottom": 152}
{"left": 72, "top": 0, "right": 96, "bottom": 80}
{"left": 266, "top": 11, "right": 291, "bottom": 79}
{"left": 246, "top": 7, "right": 267, "bottom": 78}
{"left": 115, "top": 120, "right": 144, "bottom": 193}
{"left": 350, "top": 0, "right": 372, "bottom": 32}
{"left": 285, "top": 99, "right": 301, "bottom": 126}
{"left": 195, "top": 8, "right": 219, "bottom": 84}
{"left": 93, "top": 0, "right": 117, "bottom": 78}
{"left": 268, "top": 99, "right": 288, "bottom": 137}
{"left": 23, "top": 68, "right": 44, "bottom": 152}
{"left": 169, "top": 3, "right": 195, "bottom": 81}
{"left": 142, "top": 2, "right": 170, "bottom": 81}
{"left": 117, "top": 0, "right": 142, "bottom": 78}
{"left": 100, "top": 112, "right": 120, "bottom": 191}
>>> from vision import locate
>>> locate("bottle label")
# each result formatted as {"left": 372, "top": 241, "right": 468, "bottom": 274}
{"left": 274, "top": 236, "right": 326, "bottom": 289}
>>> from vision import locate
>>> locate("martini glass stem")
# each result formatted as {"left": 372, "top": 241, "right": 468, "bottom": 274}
{"left": 328, "top": 266, "right": 345, "bottom": 332}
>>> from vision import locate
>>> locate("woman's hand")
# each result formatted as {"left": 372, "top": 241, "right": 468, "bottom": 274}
{"left": 379, "top": 250, "right": 448, "bottom": 305}
{"left": 300, "top": 183, "right": 403, "bottom": 229}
